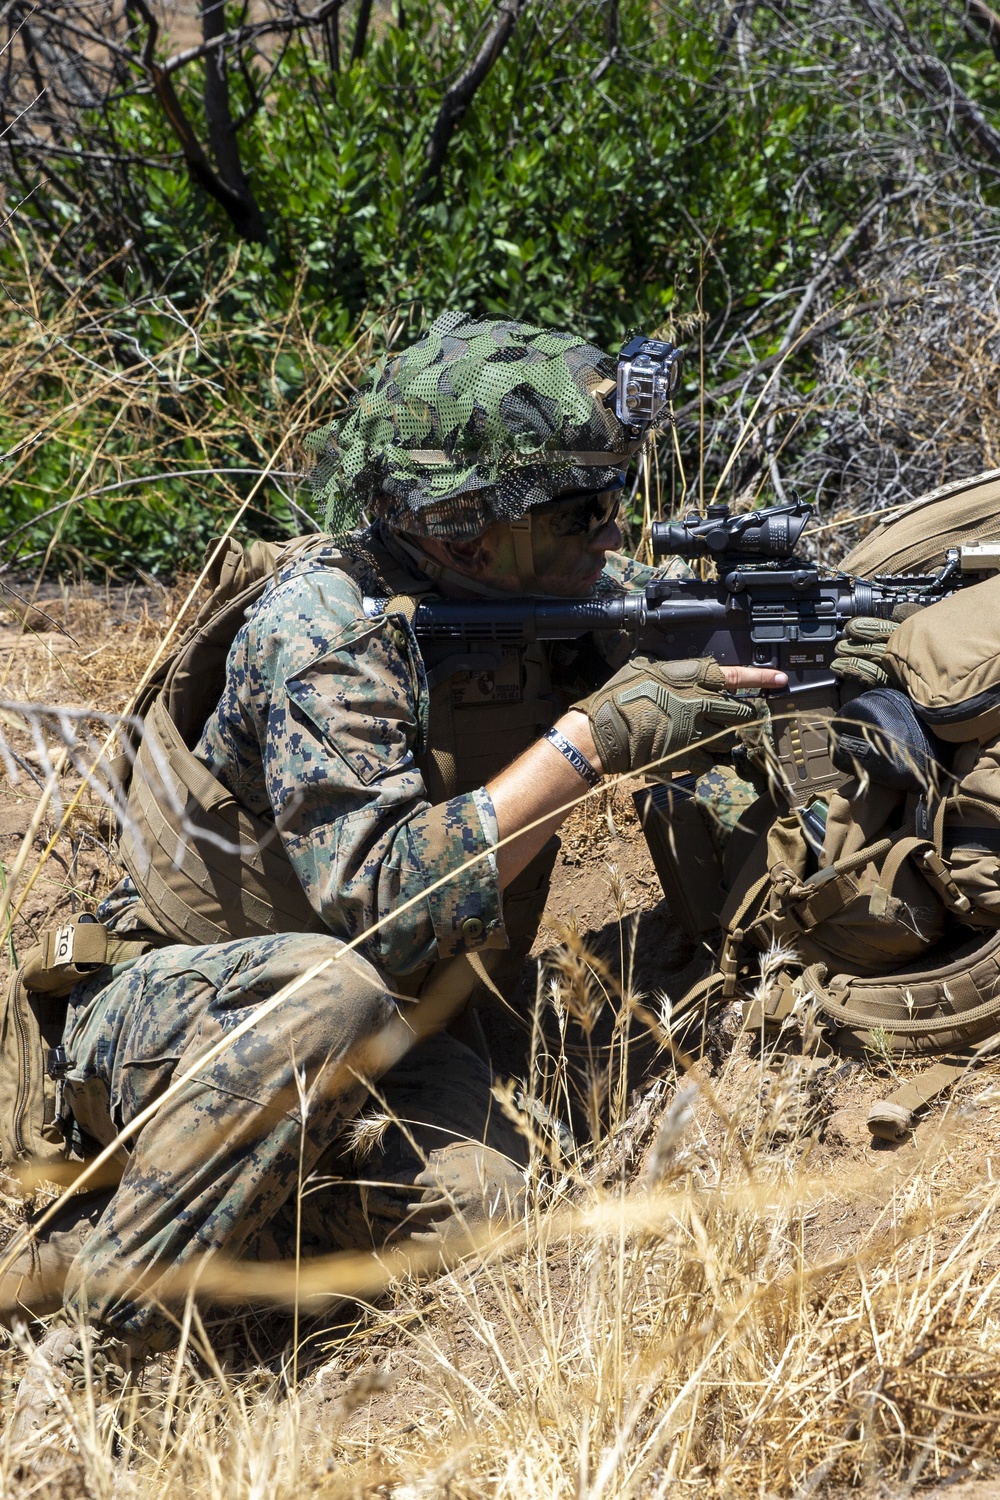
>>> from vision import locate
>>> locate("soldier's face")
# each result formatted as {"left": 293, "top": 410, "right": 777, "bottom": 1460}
{"left": 462, "top": 491, "right": 624, "bottom": 596}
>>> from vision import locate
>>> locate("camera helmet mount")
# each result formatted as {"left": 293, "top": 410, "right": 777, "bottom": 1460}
{"left": 614, "top": 336, "right": 683, "bottom": 435}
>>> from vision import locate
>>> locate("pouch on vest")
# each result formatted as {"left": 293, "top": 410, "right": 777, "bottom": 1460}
{"left": 112, "top": 534, "right": 351, "bottom": 945}
{"left": 0, "top": 916, "right": 149, "bottom": 1167}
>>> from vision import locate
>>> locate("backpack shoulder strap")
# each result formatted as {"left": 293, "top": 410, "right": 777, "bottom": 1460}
{"left": 867, "top": 1057, "right": 971, "bottom": 1141}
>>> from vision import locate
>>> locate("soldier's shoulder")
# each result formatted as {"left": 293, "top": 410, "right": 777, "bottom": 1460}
{"left": 245, "top": 543, "right": 369, "bottom": 651}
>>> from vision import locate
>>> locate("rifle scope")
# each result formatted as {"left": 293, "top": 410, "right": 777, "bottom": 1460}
{"left": 651, "top": 499, "right": 812, "bottom": 560}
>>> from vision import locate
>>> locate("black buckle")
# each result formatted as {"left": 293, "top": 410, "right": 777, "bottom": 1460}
{"left": 47, "top": 1044, "right": 69, "bottom": 1079}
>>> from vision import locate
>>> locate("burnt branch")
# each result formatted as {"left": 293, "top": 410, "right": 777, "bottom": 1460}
{"left": 159, "top": 0, "right": 343, "bottom": 76}
{"left": 963, "top": 0, "right": 1000, "bottom": 60}
{"left": 200, "top": 0, "right": 267, "bottom": 240}
{"left": 123, "top": 0, "right": 266, "bottom": 239}
{"left": 417, "top": 0, "right": 529, "bottom": 197}
{"left": 350, "top": 0, "right": 373, "bottom": 62}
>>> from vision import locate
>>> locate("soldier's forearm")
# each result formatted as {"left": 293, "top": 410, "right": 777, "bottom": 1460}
{"left": 487, "top": 710, "right": 604, "bottom": 889}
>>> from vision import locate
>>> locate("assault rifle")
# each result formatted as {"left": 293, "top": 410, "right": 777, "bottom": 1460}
{"left": 365, "top": 498, "right": 1000, "bottom": 806}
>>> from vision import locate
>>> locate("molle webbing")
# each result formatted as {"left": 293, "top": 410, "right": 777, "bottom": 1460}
{"left": 116, "top": 538, "right": 366, "bottom": 946}
{"left": 116, "top": 530, "right": 555, "bottom": 947}
{"left": 0, "top": 917, "right": 155, "bottom": 1167}
{"left": 803, "top": 929, "right": 1000, "bottom": 1056}
{"left": 119, "top": 697, "right": 323, "bottom": 946}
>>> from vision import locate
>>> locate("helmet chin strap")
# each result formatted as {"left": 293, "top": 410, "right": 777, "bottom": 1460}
{"left": 391, "top": 530, "right": 515, "bottom": 598}
{"left": 510, "top": 514, "right": 541, "bottom": 594}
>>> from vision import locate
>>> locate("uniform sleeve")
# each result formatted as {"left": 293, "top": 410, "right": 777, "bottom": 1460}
{"left": 199, "top": 568, "right": 504, "bottom": 976}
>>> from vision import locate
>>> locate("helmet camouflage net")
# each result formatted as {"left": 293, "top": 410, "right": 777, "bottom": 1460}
{"left": 307, "top": 312, "right": 639, "bottom": 539}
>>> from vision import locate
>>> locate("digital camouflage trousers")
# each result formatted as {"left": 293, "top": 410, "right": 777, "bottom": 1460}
{"left": 60, "top": 932, "right": 527, "bottom": 1349}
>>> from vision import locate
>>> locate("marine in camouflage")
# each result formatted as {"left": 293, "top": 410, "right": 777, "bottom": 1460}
{"left": 48, "top": 316, "right": 725, "bottom": 1348}
{"left": 58, "top": 525, "right": 591, "bottom": 1342}
{"left": 193, "top": 536, "right": 505, "bottom": 975}
{"left": 59, "top": 934, "right": 525, "bottom": 1344}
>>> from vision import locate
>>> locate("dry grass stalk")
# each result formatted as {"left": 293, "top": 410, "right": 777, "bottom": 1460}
{"left": 5, "top": 247, "right": 1000, "bottom": 1499}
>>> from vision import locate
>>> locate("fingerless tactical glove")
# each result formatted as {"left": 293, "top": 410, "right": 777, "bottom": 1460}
{"left": 576, "top": 656, "right": 758, "bottom": 777}
{"left": 831, "top": 617, "right": 898, "bottom": 688}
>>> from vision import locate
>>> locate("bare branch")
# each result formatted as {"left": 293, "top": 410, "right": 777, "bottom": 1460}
{"left": 159, "top": 0, "right": 343, "bottom": 76}
{"left": 124, "top": 0, "right": 267, "bottom": 241}
{"left": 963, "top": 0, "right": 1000, "bottom": 60}
{"left": 671, "top": 292, "right": 921, "bottom": 420}
{"left": 200, "top": 0, "right": 266, "bottom": 241}
{"left": 350, "top": 0, "right": 373, "bottom": 63}
{"left": 417, "top": 0, "right": 529, "bottom": 197}
{"left": 862, "top": 0, "right": 1000, "bottom": 168}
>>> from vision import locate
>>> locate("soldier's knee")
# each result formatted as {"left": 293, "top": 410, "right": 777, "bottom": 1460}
{"left": 302, "top": 940, "right": 396, "bottom": 1044}
{"left": 228, "top": 932, "right": 397, "bottom": 1076}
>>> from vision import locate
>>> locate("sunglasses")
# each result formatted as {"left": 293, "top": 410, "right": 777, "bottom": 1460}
{"left": 536, "top": 487, "right": 623, "bottom": 537}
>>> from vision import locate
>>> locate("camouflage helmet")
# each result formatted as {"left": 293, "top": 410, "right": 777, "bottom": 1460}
{"left": 307, "top": 311, "right": 640, "bottom": 539}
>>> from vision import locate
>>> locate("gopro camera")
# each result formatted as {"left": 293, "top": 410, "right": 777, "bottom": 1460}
{"left": 615, "top": 336, "right": 682, "bottom": 432}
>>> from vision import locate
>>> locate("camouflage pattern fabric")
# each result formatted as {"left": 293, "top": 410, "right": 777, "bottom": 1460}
{"left": 251, "top": 1032, "right": 527, "bottom": 1260}
{"left": 60, "top": 934, "right": 525, "bottom": 1347}
{"left": 62, "top": 530, "right": 693, "bottom": 1346}
{"left": 194, "top": 536, "right": 506, "bottom": 977}
{"left": 103, "top": 527, "right": 669, "bottom": 972}
{"left": 307, "top": 313, "right": 638, "bottom": 537}
{"left": 693, "top": 764, "right": 760, "bottom": 857}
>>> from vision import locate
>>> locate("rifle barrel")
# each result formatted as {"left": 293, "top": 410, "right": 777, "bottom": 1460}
{"left": 364, "top": 595, "right": 634, "bottom": 642}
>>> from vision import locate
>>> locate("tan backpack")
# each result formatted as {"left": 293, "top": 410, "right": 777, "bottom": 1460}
{"left": 643, "top": 473, "right": 1000, "bottom": 1134}
{"left": 736, "top": 571, "right": 1000, "bottom": 1135}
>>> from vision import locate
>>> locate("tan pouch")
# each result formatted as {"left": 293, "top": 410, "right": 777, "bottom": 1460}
{"left": 0, "top": 967, "right": 70, "bottom": 1167}
{"left": 0, "top": 917, "right": 152, "bottom": 1166}
{"left": 885, "top": 574, "right": 1000, "bottom": 743}
{"left": 941, "top": 736, "right": 1000, "bottom": 922}
{"left": 757, "top": 801, "right": 950, "bottom": 974}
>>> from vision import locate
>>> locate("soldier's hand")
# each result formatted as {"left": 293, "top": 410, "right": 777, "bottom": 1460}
{"left": 575, "top": 655, "right": 785, "bottom": 778}
{"left": 720, "top": 665, "right": 789, "bottom": 692}
{"left": 831, "top": 617, "right": 897, "bottom": 688}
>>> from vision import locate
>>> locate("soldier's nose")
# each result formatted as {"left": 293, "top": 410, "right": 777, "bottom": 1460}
{"left": 589, "top": 518, "right": 622, "bottom": 552}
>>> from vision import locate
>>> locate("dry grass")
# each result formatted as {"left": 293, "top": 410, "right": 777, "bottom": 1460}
{"left": 4, "top": 257, "right": 1000, "bottom": 1498}
{"left": 3, "top": 584, "right": 1000, "bottom": 1498}
{"left": 4, "top": 987, "right": 1000, "bottom": 1496}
